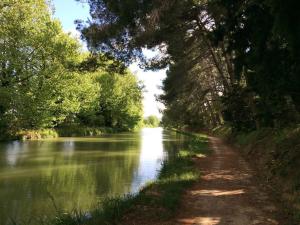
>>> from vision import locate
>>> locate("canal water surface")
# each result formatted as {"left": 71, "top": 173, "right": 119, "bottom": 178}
{"left": 0, "top": 128, "right": 190, "bottom": 224}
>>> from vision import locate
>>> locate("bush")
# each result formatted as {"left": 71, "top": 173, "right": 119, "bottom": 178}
{"left": 56, "top": 125, "right": 115, "bottom": 137}
{"left": 143, "top": 115, "right": 160, "bottom": 128}
{"left": 16, "top": 129, "right": 58, "bottom": 140}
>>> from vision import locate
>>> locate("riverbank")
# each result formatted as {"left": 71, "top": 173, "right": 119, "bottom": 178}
{"left": 1, "top": 126, "right": 120, "bottom": 141}
{"left": 36, "top": 132, "right": 209, "bottom": 225}
{"left": 4, "top": 125, "right": 158, "bottom": 141}
{"left": 213, "top": 125, "right": 300, "bottom": 224}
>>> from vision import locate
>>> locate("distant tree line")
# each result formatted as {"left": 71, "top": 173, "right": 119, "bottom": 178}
{"left": 77, "top": 0, "right": 300, "bottom": 132}
{"left": 0, "top": 0, "right": 143, "bottom": 138}
{"left": 143, "top": 115, "right": 160, "bottom": 128}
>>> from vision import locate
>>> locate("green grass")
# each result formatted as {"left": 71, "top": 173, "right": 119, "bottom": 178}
{"left": 11, "top": 132, "right": 209, "bottom": 225}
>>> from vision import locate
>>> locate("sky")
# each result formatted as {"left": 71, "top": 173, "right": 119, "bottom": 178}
{"left": 51, "top": 0, "right": 166, "bottom": 118}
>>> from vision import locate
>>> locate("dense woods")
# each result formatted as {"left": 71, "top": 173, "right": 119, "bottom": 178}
{"left": 77, "top": 0, "right": 300, "bottom": 133}
{"left": 0, "top": 0, "right": 143, "bottom": 139}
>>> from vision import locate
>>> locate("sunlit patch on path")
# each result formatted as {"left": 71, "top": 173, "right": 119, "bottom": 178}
{"left": 191, "top": 189, "right": 245, "bottom": 197}
{"left": 179, "top": 217, "right": 221, "bottom": 225}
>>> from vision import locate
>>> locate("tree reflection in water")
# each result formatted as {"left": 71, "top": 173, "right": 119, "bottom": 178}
{"left": 0, "top": 128, "right": 189, "bottom": 224}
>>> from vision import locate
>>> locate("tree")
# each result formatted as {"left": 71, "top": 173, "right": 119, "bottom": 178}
{"left": 0, "top": 0, "right": 97, "bottom": 132}
{"left": 0, "top": 0, "right": 143, "bottom": 136}
{"left": 143, "top": 115, "right": 160, "bottom": 127}
{"left": 97, "top": 70, "right": 143, "bottom": 130}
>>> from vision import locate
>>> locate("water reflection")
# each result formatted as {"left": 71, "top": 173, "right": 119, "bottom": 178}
{"left": 131, "top": 128, "right": 165, "bottom": 192}
{"left": 0, "top": 128, "right": 188, "bottom": 224}
{"left": 6, "top": 141, "right": 22, "bottom": 167}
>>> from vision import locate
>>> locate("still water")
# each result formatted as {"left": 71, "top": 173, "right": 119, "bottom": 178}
{"left": 0, "top": 128, "right": 189, "bottom": 224}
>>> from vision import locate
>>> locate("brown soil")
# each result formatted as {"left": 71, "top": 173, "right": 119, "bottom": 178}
{"left": 122, "top": 137, "right": 287, "bottom": 225}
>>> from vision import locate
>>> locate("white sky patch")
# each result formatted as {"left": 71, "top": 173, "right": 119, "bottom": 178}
{"left": 66, "top": 28, "right": 81, "bottom": 39}
{"left": 129, "top": 63, "right": 166, "bottom": 118}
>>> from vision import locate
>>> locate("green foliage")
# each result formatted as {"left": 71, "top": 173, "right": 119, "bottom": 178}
{"left": 221, "top": 87, "right": 256, "bottom": 132}
{"left": 72, "top": 65, "right": 143, "bottom": 132}
{"left": 96, "top": 71, "right": 143, "bottom": 131}
{"left": 0, "top": 0, "right": 92, "bottom": 131}
{"left": 16, "top": 129, "right": 59, "bottom": 140}
{"left": 0, "top": 0, "right": 143, "bottom": 138}
{"left": 208, "top": 0, "right": 300, "bottom": 130}
{"left": 143, "top": 115, "right": 160, "bottom": 128}
{"left": 56, "top": 125, "right": 115, "bottom": 137}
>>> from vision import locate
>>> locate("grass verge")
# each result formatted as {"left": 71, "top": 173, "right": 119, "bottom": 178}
{"left": 2, "top": 126, "right": 118, "bottom": 141}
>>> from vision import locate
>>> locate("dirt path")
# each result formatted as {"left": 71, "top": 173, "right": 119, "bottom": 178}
{"left": 172, "top": 136, "right": 283, "bottom": 225}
